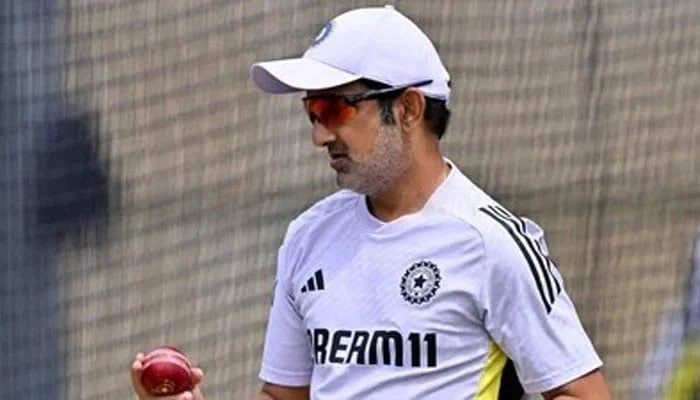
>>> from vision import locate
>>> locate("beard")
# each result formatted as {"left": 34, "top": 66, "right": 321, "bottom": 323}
{"left": 335, "top": 124, "right": 411, "bottom": 197}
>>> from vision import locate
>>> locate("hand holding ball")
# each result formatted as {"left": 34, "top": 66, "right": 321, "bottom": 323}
{"left": 140, "top": 346, "right": 194, "bottom": 397}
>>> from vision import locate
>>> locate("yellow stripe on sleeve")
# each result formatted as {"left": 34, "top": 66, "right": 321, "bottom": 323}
{"left": 475, "top": 340, "right": 508, "bottom": 400}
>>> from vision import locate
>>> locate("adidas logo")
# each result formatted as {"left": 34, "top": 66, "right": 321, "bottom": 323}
{"left": 301, "top": 269, "right": 325, "bottom": 293}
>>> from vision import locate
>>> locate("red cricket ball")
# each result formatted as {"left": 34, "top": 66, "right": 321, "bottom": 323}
{"left": 140, "top": 346, "right": 194, "bottom": 397}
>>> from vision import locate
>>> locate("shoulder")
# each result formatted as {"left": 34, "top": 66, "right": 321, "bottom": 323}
{"left": 427, "top": 168, "right": 517, "bottom": 252}
{"left": 434, "top": 202, "right": 533, "bottom": 269}
{"left": 474, "top": 204, "right": 564, "bottom": 314}
{"left": 430, "top": 170, "right": 552, "bottom": 277}
{"left": 284, "top": 189, "right": 359, "bottom": 245}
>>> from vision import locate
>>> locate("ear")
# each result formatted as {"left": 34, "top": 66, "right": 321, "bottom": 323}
{"left": 397, "top": 88, "right": 426, "bottom": 131}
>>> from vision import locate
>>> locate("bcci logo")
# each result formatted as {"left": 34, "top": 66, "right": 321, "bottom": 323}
{"left": 312, "top": 21, "right": 333, "bottom": 46}
{"left": 400, "top": 261, "right": 441, "bottom": 305}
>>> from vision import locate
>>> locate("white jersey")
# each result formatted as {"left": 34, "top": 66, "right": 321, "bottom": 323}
{"left": 259, "top": 160, "right": 602, "bottom": 399}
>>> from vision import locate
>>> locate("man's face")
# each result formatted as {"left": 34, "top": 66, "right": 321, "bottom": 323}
{"left": 305, "top": 82, "right": 412, "bottom": 196}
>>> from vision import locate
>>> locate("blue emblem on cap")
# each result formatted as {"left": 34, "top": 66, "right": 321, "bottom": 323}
{"left": 312, "top": 21, "right": 333, "bottom": 46}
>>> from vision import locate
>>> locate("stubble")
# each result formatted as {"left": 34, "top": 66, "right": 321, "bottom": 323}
{"left": 336, "top": 124, "right": 411, "bottom": 197}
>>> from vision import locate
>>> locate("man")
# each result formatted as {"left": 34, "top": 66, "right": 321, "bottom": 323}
{"left": 131, "top": 5, "right": 611, "bottom": 400}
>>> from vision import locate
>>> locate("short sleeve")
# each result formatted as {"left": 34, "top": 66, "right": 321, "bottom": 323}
{"left": 477, "top": 207, "right": 602, "bottom": 394}
{"left": 259, "top": 240, "right": 313, "bottom": 386}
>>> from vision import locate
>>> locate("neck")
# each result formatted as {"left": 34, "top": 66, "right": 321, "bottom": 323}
{"left": 367, "top": 152, "right": 449, "bottom": 222}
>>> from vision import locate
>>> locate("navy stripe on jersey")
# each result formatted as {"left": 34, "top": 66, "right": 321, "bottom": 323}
{"left": 505, "top": 206, "right": 562, "bottom": 295}
{"left": 479, "top": 205, "right": 561, "bottom": 313}
{"left": 530, "top": 230, "right": 562, "bottom": 294}
{"left": 489, "top": 205, "right": 562, "bottom": 302}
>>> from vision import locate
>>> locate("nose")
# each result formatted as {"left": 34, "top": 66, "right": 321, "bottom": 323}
{"left": 311, "top": 121, "right": 336, "bottom": 147}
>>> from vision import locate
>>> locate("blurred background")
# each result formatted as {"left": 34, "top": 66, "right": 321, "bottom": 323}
{"left": 1, "top": 0, "right": 698, "bottom": 399}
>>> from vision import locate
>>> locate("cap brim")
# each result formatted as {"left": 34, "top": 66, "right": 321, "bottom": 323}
{"left": 250, "top": 58, "right": 362, "bottom": 94}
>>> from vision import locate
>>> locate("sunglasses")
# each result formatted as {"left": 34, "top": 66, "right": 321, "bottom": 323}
{"left": 302, "top": 79, "right": 433, "bottom": 129}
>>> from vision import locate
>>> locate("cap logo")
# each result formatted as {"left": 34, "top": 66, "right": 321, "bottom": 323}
{"left": 312, "top": 21, "right": 333, "bottom": 47}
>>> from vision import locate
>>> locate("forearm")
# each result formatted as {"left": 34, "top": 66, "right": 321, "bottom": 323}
{"left": 253, "top": 383, "right": 310, "bottom": 400}
{"left": 541, "top": 370, "right": 612, "bottom": 400}
{"left": 544, "top": 389, "right": 612, "bottom": 400}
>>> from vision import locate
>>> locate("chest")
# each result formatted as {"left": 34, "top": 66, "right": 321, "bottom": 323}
{"left": 292, "top": 224, "right": 483, "bottom": 332}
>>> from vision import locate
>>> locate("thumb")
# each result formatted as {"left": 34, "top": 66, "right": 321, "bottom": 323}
{"left": 190, "top": 367, "right": 204, "bottom": 386}
{"left": 130, "top": 353, "right": 150, "bottom": 398}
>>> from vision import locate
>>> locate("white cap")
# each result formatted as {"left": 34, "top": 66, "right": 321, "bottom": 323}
{"left": 250, "top": 5, "right": 450, "bottom": 103}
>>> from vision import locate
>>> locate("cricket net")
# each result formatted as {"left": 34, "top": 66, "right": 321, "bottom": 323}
{"left": 1, "top": 1, "right": 699, "bottom": 399}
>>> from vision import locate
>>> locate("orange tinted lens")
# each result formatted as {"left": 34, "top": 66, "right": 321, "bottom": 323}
{"left": 304, "top": 97, "right": 356, "bottom": 128}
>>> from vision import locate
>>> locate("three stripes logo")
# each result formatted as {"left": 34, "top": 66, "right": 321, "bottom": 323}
{"left": 301, "top": 269, "right": 325, "bottom": 293}
{"left": 479, "top": 205, "right": 562, "bottom": 313}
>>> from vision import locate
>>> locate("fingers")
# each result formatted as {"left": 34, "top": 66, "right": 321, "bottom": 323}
{"left": 130, "top": 353, "right": 148, "bottom": 398}
{"left": 162, "top": 386, "right": 202, "bottom": 400}
{"left": 188, "top": 367, "right": 205, "bottom": 399}
{"left": 191, "top": 367, "right": 204, "bottom": 385}
{"left": 145, "top": 391, "right": 196, "bottom": 400}
{"left": 190, "top": 385, "right": 205, "bottom": 400}
{"left": 130, "top": 352, "right": 205, "bottom": 400}
{"left": 172, "top": 392, "right": 196, "bottom": 400}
